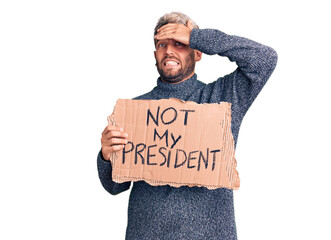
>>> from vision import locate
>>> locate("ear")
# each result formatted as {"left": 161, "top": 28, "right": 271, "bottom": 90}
{"left": 154, "top": 51, "right": 157, "bottom": 65}
{"left": 194, "top": 50, "right": 202, "bottom": 62}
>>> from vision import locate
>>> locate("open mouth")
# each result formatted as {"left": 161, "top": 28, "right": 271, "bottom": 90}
{"left": 163, "top": 59, "right": 180, "bottom": 67}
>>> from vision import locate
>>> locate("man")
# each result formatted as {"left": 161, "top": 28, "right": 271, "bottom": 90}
{"left": 98, "top": 12, "right": 277, "bottom": 239}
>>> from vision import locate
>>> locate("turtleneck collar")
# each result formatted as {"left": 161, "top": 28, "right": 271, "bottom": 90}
{"left": 156, "top": 74, "right": 198, "bottom": 92}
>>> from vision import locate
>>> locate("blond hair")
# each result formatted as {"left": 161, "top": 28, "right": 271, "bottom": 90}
{"left": 154, "top": 12, "right": 199, "bottom": 36}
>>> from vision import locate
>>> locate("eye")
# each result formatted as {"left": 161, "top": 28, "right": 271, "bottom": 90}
{"left": 175, "top": 42, "right": 184, "bottom": 46}
{"left": 158, "top": 43, "right": 166, "bottom": 48}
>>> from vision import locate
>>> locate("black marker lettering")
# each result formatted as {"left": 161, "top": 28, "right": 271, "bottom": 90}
{"left": 197, "top": 148, "right": 209, "bottom": 171}
{"left": 170, "top": 133, "right": 181, "bottom": 149}
{"left": 135, "top": 143, "right": 146, "bottom": 165}
{"left": 147, "top": 144, "right": 157, "bottom": 165}
{"left": 187, "top": 150, "right": 198, "bottom": 169}
{"left": 161, "top": 107, "right": 177, "bottom": 125}
{"left": 159, "top": 147, "right": 167, "bottom": 166}
{"left": 210, "top": 149, "right": 221, "bottom": 171}
{"left": 167, "top": 149, "right": 172, "bottom": 168}
{"left": 180, "top": 110, "right": 195, "bottom": 125}
{"left": 122, "top": 141, "right": 134, "bottom": 164}
{"left": 147, "top": 106, "right": 160, "bottom": 126}
{"left": 174, "top": 149, "right": 187, "bottom": 168}
{"left": 154, "top": 128, "right": 169, "bottom": 147}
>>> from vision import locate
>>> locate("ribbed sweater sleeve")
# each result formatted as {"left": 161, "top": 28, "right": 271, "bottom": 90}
{"left": 97, "top": 150, "right": 131, "bottom": 195}
{"left": 190, "top": 28, "right": 278, "bottom": 121}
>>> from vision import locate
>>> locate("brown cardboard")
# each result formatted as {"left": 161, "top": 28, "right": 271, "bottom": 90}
{"left": 107, "top": 98, "right": 240, "bottom": 190}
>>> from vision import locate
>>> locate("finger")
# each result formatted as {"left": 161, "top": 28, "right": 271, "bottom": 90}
{"left": 157, "top": 25, "right": 184, "bottom": 35}
{"left": 186, "top": 20, "right": 194, "bottom": 30}
{"left": 105, "top": 130, "right": 128, "bottom": 139}
{"left": 155, "top": 27, "right": 188, "bottom": 39}
{"left": 154, "top": 32, "right": 171, "bottom": 40}
{"left": 156, "top": 27, "right": 178, "bottom": 34}
{"left": 103, "top": 134, "right": 127, "bottom": 143}
{"left": 109, "top": 144, "right": 125, "bottom": 152}
{"left": 102, "top": 125, "right": 124, "bottom": 135}
{"left": 112, "top": 137, "right": 128, "bottom": 144}
{"left": 158, "top": 22, "right": 190, "bottom": 33}
{"left": 102, "top": 137, "right": 127, "bottom": 147}
{"left": 155, "top": 30, "right": 178, "bottom": 40}
{"left": 155, "top": 32, "right": 188, "bottom": 45}
{"left": 157, "top": 23, "right": 180, "bottom": 32}
{"left": 102, "top": 132, "right": 128, "bottom": 143}
{"left": 110, "top": 138, "right": 128, "bottom": 145}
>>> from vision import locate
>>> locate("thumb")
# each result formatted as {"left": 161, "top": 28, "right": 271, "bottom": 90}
{"left": 186, "top": 20, "right": 194, "bottom": 30}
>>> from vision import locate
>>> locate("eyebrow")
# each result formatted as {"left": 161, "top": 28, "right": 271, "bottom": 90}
{"left": 155, "top": 39, "right": 167, "bottom": 46}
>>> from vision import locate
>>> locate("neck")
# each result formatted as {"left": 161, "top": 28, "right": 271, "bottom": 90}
{"left": 160, "top": 71, "right": 195, "bottom": 84}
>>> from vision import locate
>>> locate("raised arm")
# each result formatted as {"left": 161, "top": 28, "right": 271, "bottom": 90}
{"left": 190, "top": 28, "right": 278, "bottom": 119}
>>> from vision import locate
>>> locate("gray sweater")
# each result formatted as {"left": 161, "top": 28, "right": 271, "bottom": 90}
{"left": 97, "top": 28, "right": 277, "bottom": 240}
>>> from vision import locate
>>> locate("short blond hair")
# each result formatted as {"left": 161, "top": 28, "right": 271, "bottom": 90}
{"left": 154, "top": 12, "right": 199, "bottom": 36}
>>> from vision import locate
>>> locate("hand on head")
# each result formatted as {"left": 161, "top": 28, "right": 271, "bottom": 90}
{"left": 154, "top": 20, "right": 194, "bottom": 46}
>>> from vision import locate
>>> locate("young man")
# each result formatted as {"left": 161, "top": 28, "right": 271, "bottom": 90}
{"left": 98, "top": 12, "right": 277, "bottom": 239}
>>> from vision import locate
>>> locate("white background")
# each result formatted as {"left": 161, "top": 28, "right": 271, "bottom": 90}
{"left": 1, "top": 0, "right": 330, "bottom": 239}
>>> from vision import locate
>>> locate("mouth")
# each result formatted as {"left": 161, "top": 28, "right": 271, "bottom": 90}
{"left": 163, "top": 59, "right": 180, "bottom": 68}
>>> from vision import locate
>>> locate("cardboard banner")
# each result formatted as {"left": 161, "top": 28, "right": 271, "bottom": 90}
{"left": 108, "top": 98, "right": 240, "bottom": 190}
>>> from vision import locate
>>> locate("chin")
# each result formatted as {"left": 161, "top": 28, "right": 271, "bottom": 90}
{"left": 161, "top": 75, "right": 184, "bottom": 84}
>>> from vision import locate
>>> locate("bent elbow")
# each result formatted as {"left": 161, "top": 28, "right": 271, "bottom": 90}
{"left": 268, "top": 47, "right": 278, "bottom": 72}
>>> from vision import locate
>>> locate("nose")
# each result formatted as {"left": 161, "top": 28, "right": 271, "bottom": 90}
{"left": 165, "top": 43, "right": 175, "bottom": 55}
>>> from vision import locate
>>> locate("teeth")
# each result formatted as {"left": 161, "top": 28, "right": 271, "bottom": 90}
{"left": 165, "top": 61, "right": 178, "bottom": 66}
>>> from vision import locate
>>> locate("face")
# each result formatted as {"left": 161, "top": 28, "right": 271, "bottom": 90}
{"left": 154, "top": 39, "right": 200, "bottom": 84}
